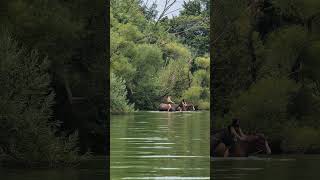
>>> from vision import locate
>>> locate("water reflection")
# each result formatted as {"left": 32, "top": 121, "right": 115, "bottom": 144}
{"left": 211, "top": 155, "right": 320, "bottom": 180}
{"left": 111, "top": 112, "right": 210, "bottom": 179}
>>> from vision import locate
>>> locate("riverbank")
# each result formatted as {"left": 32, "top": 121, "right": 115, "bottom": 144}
{"left": 111, "top": 110, "right": 210, "bottom": 114}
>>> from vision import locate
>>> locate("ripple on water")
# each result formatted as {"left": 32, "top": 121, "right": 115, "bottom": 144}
{"left": 122, "top": 177, "right": 210, "bottom": 179}
{"left": 134, "top": 146, "right": 172, "bottom": 149}
{"left": 211, "top": 157, "right": 271, "bottom": 161}
{"left": 111, "top": 112, "right": 210, "bottom": 179}
{"left": 126, "top": 142, "right": 175, "bottom": 145}
{"left": 232, "top": 168, "right": 263, "bottom": 171}
{"left": 128, "top": 155, "right": 207, "bottom": 158}
{"left": 118, "top": 137, "right": 169, "bottom": 141}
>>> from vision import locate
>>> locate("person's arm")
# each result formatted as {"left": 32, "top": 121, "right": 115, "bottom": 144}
{"left": 239, "top": 128, "right": 247, "bottom": 138}
{"left": 167, "top": 97, "right": 174, "bottom": 103}
{"left": 230, "top": 127, "right": 245, "bottom": 140}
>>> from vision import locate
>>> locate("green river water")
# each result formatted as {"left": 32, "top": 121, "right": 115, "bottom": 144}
{"left": 211, "top": 155, "right": 320, "bottom": 180}
{"left": 2, "top": 111, "right": 320, "bottom": 180}
{"left": 110, "top": 111, "right": 210, "bottom": 179}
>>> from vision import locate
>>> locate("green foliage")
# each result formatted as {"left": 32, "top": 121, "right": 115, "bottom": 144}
{"left": 302, "top": 41, "right": 320, "bottom": 81}
{"left": 212, "top": 0, "right": 320, "bottom": 153}
{"left": 182, "top": 86, "right": 202, "bottom": 105}
{"left": 166, "top": 15, "right": 209, "bottom": 56}
{"left": 182, "top": 85, "right": 209, "bottom": 110}
{"left": 111, "top": 54, "right": 136, "bottom": 85}
{"left": 262, "top": 25, "right": 308, "bottom": 76}
{"left": 110, "top": 73, "right": 134, "bottom": 113}
{"left": 198, "top": 100, "right": 210, "bottom": 110}
{"left": 287, "top": 86, "right": 320, "bottom": 125}
{"left": 1, "top": 0, "right": 108, "bottom": 156}
{"left": 132, "top": 44, "right": 163, "bottom": 76}
{"left": 192, "top": 70, "right": 209, "bottom": 87}
{"left": 163, "top": 42, "right": 191, "bottom": 60}
{"left": 191, "top": 55, "right": 210, "bottom": 109}
{"left": 117, "top": 23, "right": 143, "bottom": 42}
{"left": 139, "top": 0, "right": 158, "bottom": 20}
{"left": 282, "top": 126, "right": 320, "bottom": 153}
{"left": 110, "top": 0, "right": 210, "bottom": 111}
{"left": 111, "top": 0, "right": 147, "bottom": 29}
{"left": 0, "top": 30, "right": 85, "bottom": 166}
{"left": 195, "top": 56, "right": 210, "bottom": 70}
{"left": 273, "top": 0, "right": 320, "bottom": 21}
{"left": 157, "top": 60, "right": 190, "bottom": 98}
{"left": 230, "top": 77, "right": 299, "bottom": 138}
{"left": 181, "top": 0, "right": 202, "bottom": 16}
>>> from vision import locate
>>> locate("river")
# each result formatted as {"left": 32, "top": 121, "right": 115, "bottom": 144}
{"left": 110, "top": 111, "right": 210, "bottom": 179}
{"left": 2, "top": 111, "right": 319, "bottom": 180}
{"left": 211, "top": 155, "right": 320, "bottom": 179}
{"left": 0, "top": 157, "right": 106, "bottom": 180}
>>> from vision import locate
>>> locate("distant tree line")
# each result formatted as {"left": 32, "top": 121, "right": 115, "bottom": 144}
{"left": 110, "top": 0, "right": 210, "bottom": 112}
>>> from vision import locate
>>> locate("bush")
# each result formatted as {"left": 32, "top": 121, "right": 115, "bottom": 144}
{"left": 230, "top": 76, "right": 299, "bottom": 139}
{"left": 0, "top": 29, "right": 85, "bottom": 167}
{"left": 195, "top": 56, "right": 210, "bottom": 70}
{"left": 157, "top": 60, "right": 190, "bottom": 98}
{"left": 198, "top": 100, "right": 210, "bottom": 110}
{"left": 192, "top": 69, "right": 210, "bottom": 87}
{"left": 281, "top": 126, "right": 320, "bottom": 153}
{"left": 182, "top": 86, "right": 202, "bottom": 105}
{"left": 163, "top": 42, "right": 191, "bottom": 60}
{"left": 110, "top": 73, "right": 134, "bottom": 113}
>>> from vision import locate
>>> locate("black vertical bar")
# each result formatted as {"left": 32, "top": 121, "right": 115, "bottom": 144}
{"left": 103, "top": 0, "right": 110, "bottom": 179}
{"left": 210, "top": 0, "right": 214, "bottom": 158}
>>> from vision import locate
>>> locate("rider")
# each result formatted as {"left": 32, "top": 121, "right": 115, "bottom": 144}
{"left": 230, "top": 118, "right": 247, "bottom": 141}
{"left": 166, "top": 96, "right": 175, "bottom": 111}
{"left": 179, "top": 99, "right": 188, "bottom": 111}
{"left": 221, "top": 118, "right": 247, "bottom": 157}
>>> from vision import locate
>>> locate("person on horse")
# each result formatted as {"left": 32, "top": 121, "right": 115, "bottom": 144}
{"left": 221, "top": 118, "right": 247, "bottom": 157}
{"left": 179, "top": 99, "right": 188, "bottom": 111}
{"left": 166, "top": 96, "right": 175, "bottom": 111}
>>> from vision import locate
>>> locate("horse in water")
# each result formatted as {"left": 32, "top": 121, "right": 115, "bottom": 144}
{"left": 158, "top": 103, "right": 195, "bottom": 111}
{"left": 158, "top": 103, "right": 179, "bottom": 111}
{"left": 212, "top": 131, "right": 271, "bottom": 157}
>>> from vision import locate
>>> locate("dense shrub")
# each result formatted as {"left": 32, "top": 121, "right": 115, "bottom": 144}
{"left": 230, "top": 77, "right": 299, "bottom": 139}
{"left": 281, "top": 126, "right": 320, "bottom": 153}
{"left": 0, "top": 30, "right": 86, "bottom": 166}
{"left": 110, "top": 73, "right": 134, "bottom": 113}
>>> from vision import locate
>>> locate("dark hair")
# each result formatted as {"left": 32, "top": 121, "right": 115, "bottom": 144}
{"left": 232, "top": 118, "right": 240, "bottom": 127}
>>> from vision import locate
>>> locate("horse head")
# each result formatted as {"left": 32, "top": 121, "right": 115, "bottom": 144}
{"left": 249, "top": 134, "right": 271, "bottom": 155}
{"left": 186, "top": 103, "right": 195, "bottom": 111}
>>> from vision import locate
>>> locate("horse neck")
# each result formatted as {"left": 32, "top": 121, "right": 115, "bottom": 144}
{"left": 238, "top": 135, "right": 258, "bottom": 154}
{"left": 247, "top": 135, "right": 265, "bottom": 154}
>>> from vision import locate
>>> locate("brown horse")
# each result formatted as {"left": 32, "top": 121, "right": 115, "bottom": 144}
{"left": 158, "top": 103, "right": 179, "bottom": 111}
{"left": 158, "top": 103, "right": 195, "bottom": 111}
{"left": 212, "top": 134, "right": 271, "bottom": 157}
{"left": 178, "top": 103, "right": 195, "bottom": 111}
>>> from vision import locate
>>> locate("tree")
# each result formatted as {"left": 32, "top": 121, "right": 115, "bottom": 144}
{"left": 0, "top": 29, "right": 83, "bottom": 166}
{"left": 110, "top": 73, "right": 134, "bottom": 113}
{"left": 1, "top": 0, "right": 107, "bottom": 155}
